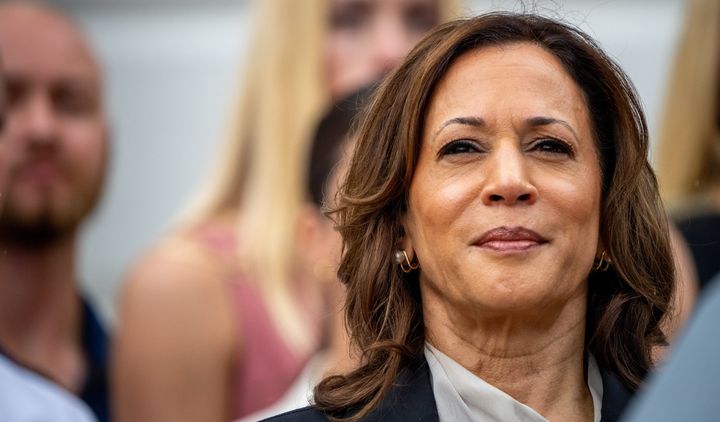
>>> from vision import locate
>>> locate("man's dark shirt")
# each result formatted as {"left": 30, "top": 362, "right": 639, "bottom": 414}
{"left": 80, "top": 299, "right": 110, "bottom": 422}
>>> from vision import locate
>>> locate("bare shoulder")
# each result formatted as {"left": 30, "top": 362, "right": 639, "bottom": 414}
{"left": 129, "top": 212, "right": 239, "bottom": 294}
{"left": 118, "top": 224, "right": 236, "bottom": 341}
{"left": 113, "top": 223, "right": 238, "bottom": 421}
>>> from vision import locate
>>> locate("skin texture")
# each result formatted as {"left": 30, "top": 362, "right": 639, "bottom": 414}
{"left": 0, "top": 2, "right": 107, "bottom": 394}
{"left": 326, "top": 0, "right": 439, "bottom": 100}
{"left": 403, "top": 43, "right": 602, "bottom": 421}
{"left": 115, "top": 235, "right": 237, "bottom": 422}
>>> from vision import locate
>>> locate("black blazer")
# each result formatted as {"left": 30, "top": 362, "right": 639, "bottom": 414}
{"left": 262, "top": 359, "right": 633, "bottom": 422}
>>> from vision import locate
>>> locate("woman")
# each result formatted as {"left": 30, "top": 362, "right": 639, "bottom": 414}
{"left": 267, "top": 12, "right": 675, "bottom": 422}
{"left": 113, "top": 1, "right": 460, "bottom": 421}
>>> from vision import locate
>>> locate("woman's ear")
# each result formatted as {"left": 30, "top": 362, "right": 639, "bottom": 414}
{"left": 296, "top": 204, "right": 321, "bottom": 263}
{"left": 395, "top": 222, "right": 420, "bottom": 273}
{"left": 595, "top": 225, "right": 608, "bottom": 256}
{"left": 399, "top": 218, "right": 416, "bottom": 262}
{"left": 401, "top": 235, "right": 415, "bottom": 261}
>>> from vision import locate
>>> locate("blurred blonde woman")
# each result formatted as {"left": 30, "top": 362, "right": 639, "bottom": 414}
{"left": 113, "top": 1, "right": 461, "bottom": 421}
{"left": 656, "top": 0, "right": 720, "bottom": 290}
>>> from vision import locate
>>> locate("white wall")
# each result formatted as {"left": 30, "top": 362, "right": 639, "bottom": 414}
{"left": 74, "top": 3, "right": 251, "bottom": 323}
{"left": 68, "top": 0, "right": 686, "bottom": 324}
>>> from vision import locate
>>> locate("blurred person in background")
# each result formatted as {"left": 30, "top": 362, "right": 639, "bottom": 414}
{"left": 0, "top": 51, "right": 96, "bottom": 422}
{"left": 0, "top": 2, "right": 110, "bottom": 421}
{"left": 656, "top": 0, "right": 720, "bottom": 292}
{"left": 239, "top": 85, "right": 373, "bottom": 422}
{"left": 113, "top": 1, "right": 461, "bottom": 421}
{"left": 0, "top": 348, "right": 97, "bottom": 421}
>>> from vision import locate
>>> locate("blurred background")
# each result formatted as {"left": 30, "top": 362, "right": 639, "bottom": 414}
{"left": 55, "top": 0, "right": 686, "bottom": 324}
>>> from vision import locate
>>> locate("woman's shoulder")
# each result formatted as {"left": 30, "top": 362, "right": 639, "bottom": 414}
{"left": 113, "top": 222, "right": 238, "bottom": 421}
{"left": 127, "top": 215, "right": 240, "bottom": 285}
{"left": 121, "top": 233, "right": 231, "bottom": 313}
{"left": 117, "top": 217, "right": 239, "bottom": 362}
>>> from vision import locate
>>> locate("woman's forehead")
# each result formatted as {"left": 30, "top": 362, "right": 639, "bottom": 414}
{"left": 421, "top": 43, "right": 589, "bottom": 138}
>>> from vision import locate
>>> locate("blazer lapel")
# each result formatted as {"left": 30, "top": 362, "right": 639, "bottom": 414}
{"left": 600, "top": 368, "right": 634, "bottom": 422}
{"left": 363, "top": 361, "right": 439, "bottom": 422}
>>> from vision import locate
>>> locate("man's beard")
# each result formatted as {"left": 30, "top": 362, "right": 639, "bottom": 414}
{"left": 0, "top": 175, "right": 103, "bottom": 249}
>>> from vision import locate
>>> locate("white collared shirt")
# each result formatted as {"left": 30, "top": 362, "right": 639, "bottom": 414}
{"left": 0, "top": 352, "right": 97, "bottom": 422}
{"left": 425, "top": 343, "right": 603, "bottom": 422}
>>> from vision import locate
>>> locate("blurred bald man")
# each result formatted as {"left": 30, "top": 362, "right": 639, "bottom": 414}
{"left": 0, "top": 63, "right": 95, "bottom": 422}
{"left": 0, "top": 2, "right": 109, "bottom": 421}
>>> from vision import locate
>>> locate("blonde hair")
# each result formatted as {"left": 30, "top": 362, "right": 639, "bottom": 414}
{"left": 189, "top": 0, "right": 463, "bottom": 351}
{"left": 656, "top": 0, "right": 720, "bottom": 207}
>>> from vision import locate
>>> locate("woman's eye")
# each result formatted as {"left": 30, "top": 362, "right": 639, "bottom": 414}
{"left": 331, "top": 4, "right": 370, "bottom": 31}
{"left": 438, "top": 139, "right": 480, "bottom": 157}
{"left": 404, "top": 5, "right": 438, "bottom": 33}
{"left": 532, "top": 138, "right": 574, "bottom": 156}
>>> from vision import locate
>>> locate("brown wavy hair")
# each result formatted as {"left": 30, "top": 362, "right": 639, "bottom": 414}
{"left": 316, "top": 12, "right": 675, "bottom": 421}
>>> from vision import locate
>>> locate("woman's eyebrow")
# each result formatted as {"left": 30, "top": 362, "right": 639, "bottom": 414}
{"left": 432, "top": 116, "right": 485, "bottom": 141}
{"left": 526, "top": 116, "right": 580, "bottom": 141}
{"left": 431, "top": 116, "right": 580, "bottom": 142}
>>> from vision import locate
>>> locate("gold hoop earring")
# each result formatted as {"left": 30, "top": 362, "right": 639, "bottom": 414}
{"left": 395, "top": 250, "right": 418, "bottom": 273}
{"left": 592, "top": 250, "right": 611, "bottom": 271}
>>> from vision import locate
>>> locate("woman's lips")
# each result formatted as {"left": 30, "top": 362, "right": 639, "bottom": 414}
{"left": 473, "top": 226, "right": 548, "bottom": 252}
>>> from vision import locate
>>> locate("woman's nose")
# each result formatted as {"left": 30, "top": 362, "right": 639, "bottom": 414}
{"left": 480, "top": 145, "right": 538, "bottom": 206}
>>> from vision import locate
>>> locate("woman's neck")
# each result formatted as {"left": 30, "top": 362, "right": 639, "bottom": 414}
{"left": 424, "top": 290, "right": 593, "bottom": 421}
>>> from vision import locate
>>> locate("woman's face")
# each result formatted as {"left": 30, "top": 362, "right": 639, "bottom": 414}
{"left": 305, "top": 137, "right": 354, "bottom": 284}
{"left": 403, "top": 43, "right": 603, "bottom": 318}
{"left": 326, "top": 0, "right": 439, "bottom": 100}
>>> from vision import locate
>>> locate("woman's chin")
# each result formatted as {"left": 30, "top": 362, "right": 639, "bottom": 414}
{"left": 453, "top": 281, "right": 579, "bottom": 319}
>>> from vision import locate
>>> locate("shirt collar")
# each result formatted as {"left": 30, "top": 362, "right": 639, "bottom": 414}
{"left": 425, "top": 343, "right": 603, "bottom": 422}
